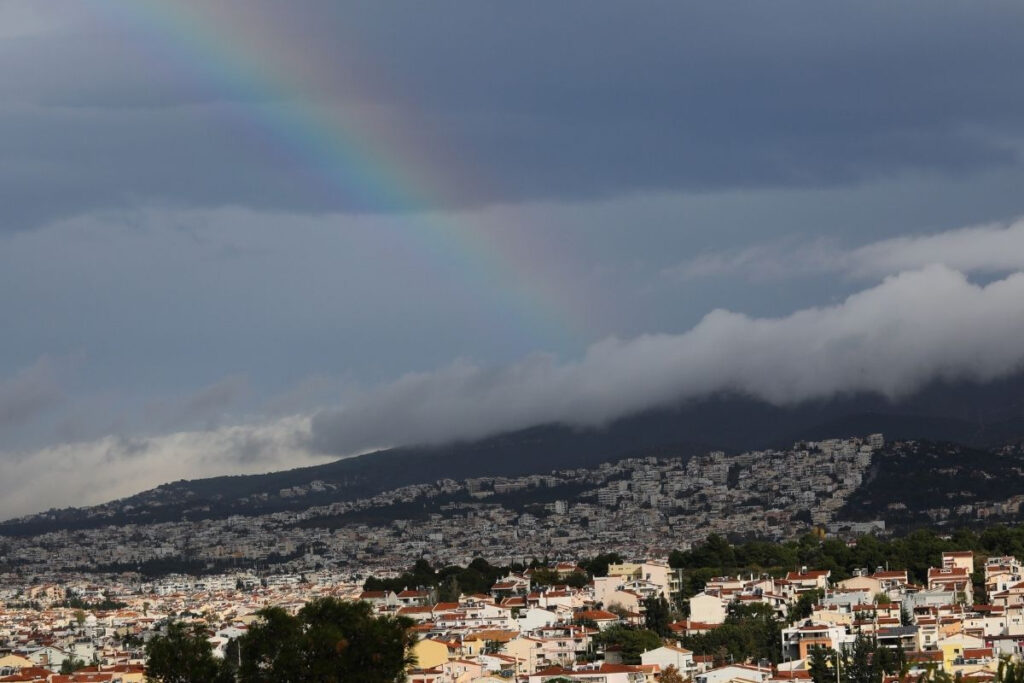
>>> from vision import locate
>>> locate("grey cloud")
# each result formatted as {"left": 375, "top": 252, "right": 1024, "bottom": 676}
{"left": 0, "top": 358, "right": 63, "bottom": 430}
{"left": 312, "top": 265, "right": 1024, "bottom": 454}
{"left": 148, "top": 374, "right": 249, "bottom": 432}
{"left": 2, "top": 2, "right": 1024, "bottom": 228}
{"left": 0, "top": 416, "right": 321, "bottom": 519}
{"left": 261, "top": 375, "right": 338, "bottom": 418}
{"left": 841, "top": 218, "right": 1024, "bottom": 279}
{"left": 668, "top": 217, "right": 1024, "bottom": 282}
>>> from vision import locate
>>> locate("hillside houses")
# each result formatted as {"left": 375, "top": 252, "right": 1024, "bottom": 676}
{"left": 2, "top": 547, "right": 1024, "bottom": 683}
{"left": 4, "top": 433, "right": 1024, "bottom": 682}
{"left": 367, "top": 550, "right": 1024, "bottom": 681}
{"left": 0, "top": 437, "right": 888, "bottom": 579}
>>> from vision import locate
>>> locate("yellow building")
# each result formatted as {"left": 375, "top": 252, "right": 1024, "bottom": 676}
{"left": 937, "top": 633, "right": 986, "bottom": 673}
{"left": 502, "top": 636, "right": 545, "bottom": 675}
{"left": 0, "top": 653, "right": 32, "bottom": 670}
{"left": 410, "top": 638, "right": 451, "bottom": 670}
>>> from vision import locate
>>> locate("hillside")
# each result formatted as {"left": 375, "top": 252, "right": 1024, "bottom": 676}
{"left": 3, "top": 371, "right": 1024, "bottom": 537}
{"left": 841, "top": 440, "right": 1024, "bottom": 527}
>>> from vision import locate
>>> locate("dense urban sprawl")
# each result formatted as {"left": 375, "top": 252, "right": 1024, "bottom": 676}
{"left": 3, "top": 434, "right": 1024, "bottom": 681}
{"left": 2, "top": 436, "right": 885, "bottom": 576}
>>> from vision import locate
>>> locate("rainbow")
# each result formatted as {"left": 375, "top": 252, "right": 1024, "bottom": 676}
{"left": 99, "top": 1, "right": 589, "bottom": 348}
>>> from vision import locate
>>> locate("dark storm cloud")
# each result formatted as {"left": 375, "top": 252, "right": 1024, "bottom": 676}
{"left": 2, "top": 1, "right": 1024, "bottom": 227}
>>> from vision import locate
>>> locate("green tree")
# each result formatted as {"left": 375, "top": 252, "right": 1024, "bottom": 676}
{"left": 581, "top": 553, "right": 624, "bottom": 577}
{"left": 606, "top": 602, "right": 629, "bottom": 618}
{"left": 563, "top": 572, "right": 590, "bottom": 589}
{"left": 235, "top": 597, "right": 415, "bottom": 683}
{"left": 596, "top": 625, "right": 662, "bottom": 664}
{"left": 145, "top": 622, "right": 232, "bottom": 683}
{"left": 233, "top": 607, "right": 304, "bottom": 681}
{"left": 643, "top": 596, "right": 673, "bottom": 637}
{"left": 60, "top": 657, "right": 87, "bottom": 674}
{"left": 806, "top": 637, "right": 903, "bottom": 683}
{"left": 807, "top": 645, "right": 836, "bottom": 683}
{"left": 792, "top": 589, "right": 824, "bottom": 621}
{"left": 683, "top": 602, "right": 782, "bottom": 665}
{"left": 529, "top": 568, "right": 563, "bottom": 586}
{"left": 997, "top": 658, "right": 1024, "bottom": 683}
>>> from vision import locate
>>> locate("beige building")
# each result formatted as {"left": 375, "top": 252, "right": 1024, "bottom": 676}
{"left": 689, "top": 591, "right": 727, "bottom": 625}
{"left": 943, "top": 552, "right": 975, "bottom": 575}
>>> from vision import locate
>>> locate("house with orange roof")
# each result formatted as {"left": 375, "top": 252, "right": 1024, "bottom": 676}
{"left": 785, "top": 569, "right": 830, "bottom": 593}
{"left": 668, "top": 619, "right": 721, "bottom": 637}
{"left": 641, "top": 644, "right": 695, "bottom": 676}
{"left": 769, "top": 669, "right": 813, "bottom": 683}
{"left": 397, "top": 589, "right": 434, "bottom": 607}
{"left": 989, "top": 581, "right": 1024, "bottom": 608}
{"left": 928, "top": 567, "right": 973, "bottom": 604}
{"left": 984, "top": 556, "right": 1022, "bottom": 595}
{"left": 358, "top": 590, "right": 399, "bottom": 610}
{"left": 574, "top": 609, "right": 622, "bottom": 631}
{"left": 490, "top": 573, "right": 531, "bottom": 600}
{"left": 943, "top": 552, "right": 975, "bottom": 575}
{"left": 397, "top": 605, "right": 437, "bottom": 623}
{"left": 0, "top": 665, "right": 53, "bottom": 683}
{"left": 528, "top": 662, "right": 648, "bottom": 683}
{"left": 695, "top": 663, "right": 773, "bottom": 683}
{"left": 475, "top": 651, "right": 522, "bottom": 672}
{"left": 442, "top": 657, "right": 484, "bottom": 680}
{"left": 405, "top": 668, "right": 443, "bottom": 683}
{"left": 837, "top": 568, "right": 908, "bottom": 596}
{"left": 503, "top": 635, "right": 548, "bottom": 675}
{"left": 461, "top": 629, "right": 518, "bottom": 657}
{"left": 781, "top": 622, "right": 854, "bottom": 660}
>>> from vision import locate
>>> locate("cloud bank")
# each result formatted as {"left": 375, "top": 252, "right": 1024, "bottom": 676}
{"left": 311, "top": 264, "right": 1024, "bottom": 454}
{"left": 670, "top": 217, "right": 1024, "bottom": 282}
{"left": 7, "top": 261, "right": 1024, "bottom": 519}
{"left": 0, "top": 416, "right": 326, "bottom": 519}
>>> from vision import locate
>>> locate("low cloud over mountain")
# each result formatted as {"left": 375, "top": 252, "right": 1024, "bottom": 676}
{"left": 311, "top": 264, "right": 1024, "bottom": 454}
{"left": 5, "top": 261, "right": 1024, "bottom": 519}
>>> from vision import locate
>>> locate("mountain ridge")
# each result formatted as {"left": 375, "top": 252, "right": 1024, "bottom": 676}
{"left": 3, "top": 371, "right": 1024, "bottom": 536}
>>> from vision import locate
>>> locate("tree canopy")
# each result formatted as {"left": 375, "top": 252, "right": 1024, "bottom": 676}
{"left": 234, "top": 598, "right": 415, "bottom": 683}
{"left": 595, "top": 625, "right": 662, "bottom": 664}
{"left": 145, "top": 598, "right": 415, "bottom": 683}
{"left": 682, "top": 602, "right": 782, "bottom": 665}
{"left": 145, "top": 622, "right": 232, "bottom": 683}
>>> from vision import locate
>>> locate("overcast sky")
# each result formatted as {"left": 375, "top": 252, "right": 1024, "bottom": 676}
{"left": 3, "top": 1, "right": 1024, "bottom": 517}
